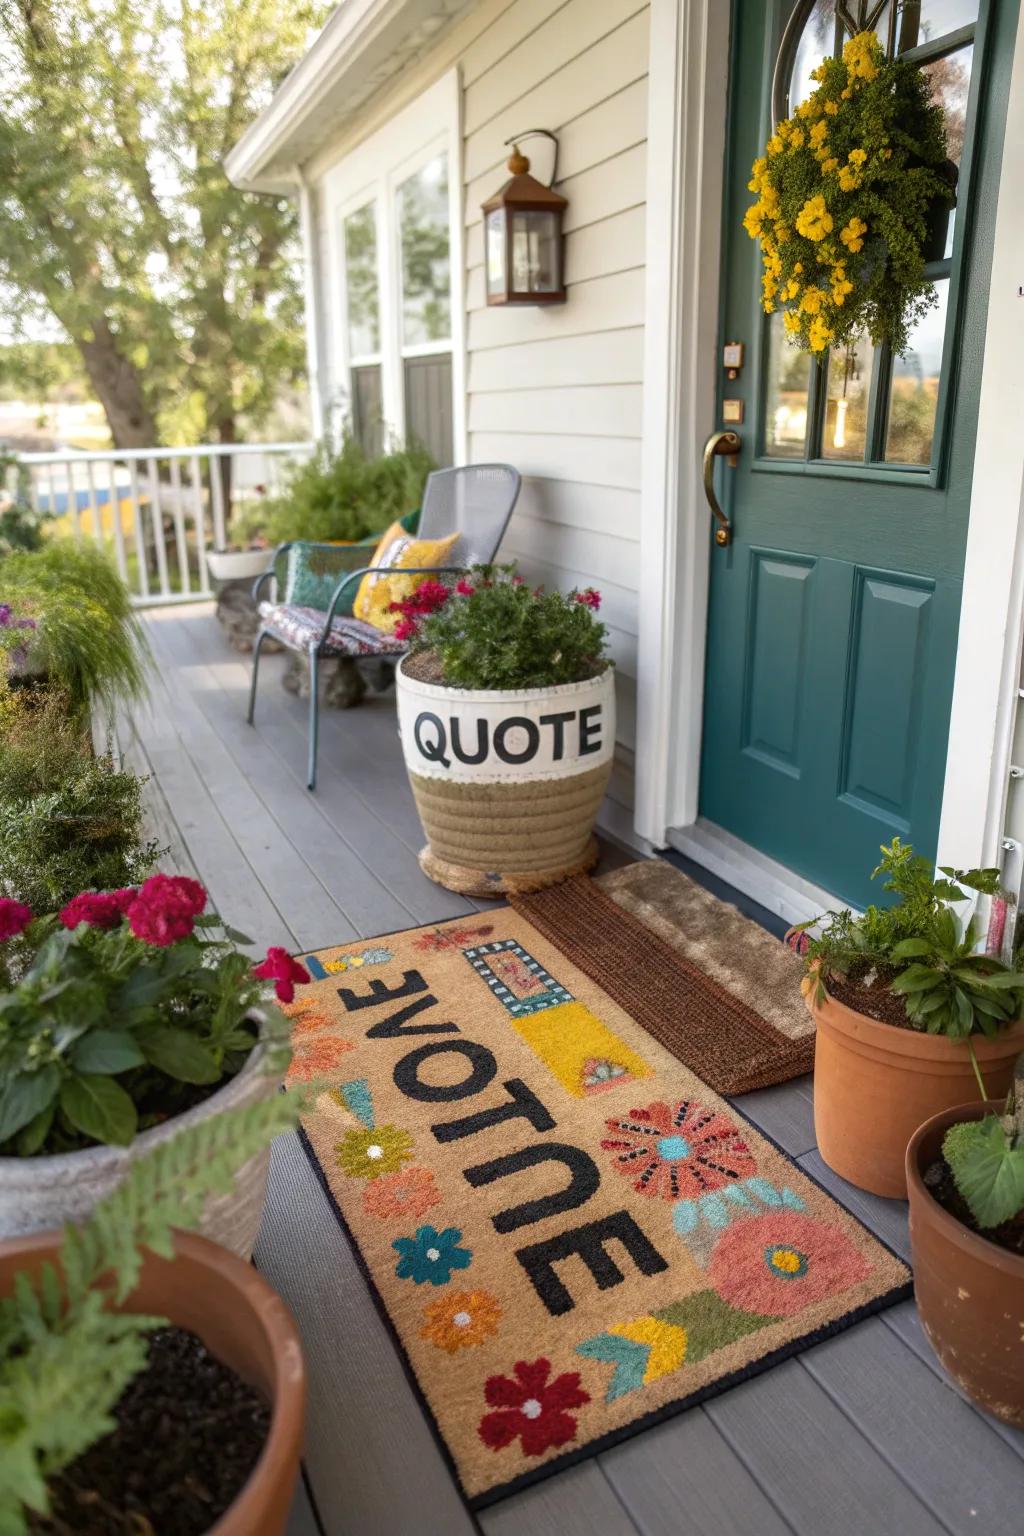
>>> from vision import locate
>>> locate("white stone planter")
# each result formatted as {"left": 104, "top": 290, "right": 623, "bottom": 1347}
{"left": 396, "top": 661, "right": 615, "bottom": 895}
{"left": 0, "top": 1030, "right": 280, "bottom": 1259}
{"left": 205, "top": 547, "right": 272, "bottom": 583}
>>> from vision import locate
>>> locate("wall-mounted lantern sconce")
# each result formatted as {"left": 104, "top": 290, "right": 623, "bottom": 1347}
{"left": 481, "top": 129, "right": 567, "bottom": 306}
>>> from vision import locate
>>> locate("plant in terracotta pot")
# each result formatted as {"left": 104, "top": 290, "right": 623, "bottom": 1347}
{"left": 393, "top": 564, "right": 614, "bottom": 895}
{"left": 0, "top": 874, "right": 310, "bottom": 1254}
{"left": 0, "top": 1092, "right": 306, "bottom": 1535}
{"left": 797, "top": 839, "right": 1024, "bottom": 1198}
{"left": 906, "top": 1055, "right": 1024, "bottom": 1426}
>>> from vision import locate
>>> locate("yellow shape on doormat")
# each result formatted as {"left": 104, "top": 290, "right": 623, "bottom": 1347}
{"left": 610, "top": 1315, "right": 688, "bottom": 1382}
{"left": 510, "top": 999, "right": 652, "bottom": 1099}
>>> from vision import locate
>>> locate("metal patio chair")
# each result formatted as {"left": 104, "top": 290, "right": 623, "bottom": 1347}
{"left": 247, "top": 463, "right": 521, "bottom": 790}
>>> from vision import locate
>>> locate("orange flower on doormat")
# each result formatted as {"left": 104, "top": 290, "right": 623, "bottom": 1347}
{"left": 602, "top": 1099, "right": 757, "bottom": 1201}
{"left": 286, "top": 1033, "right": 354, "bottom": 1083}
{"left": 336, "top": 1124, "right": 414, "bottom": 1180}
{"left": 286, "top": 1000, "right": 335, "bottom": 1037}
{"left": 420, "top": 1290, "right": 502, "bottom": 1353}
{"left": 362, "top": 1165, "right": 441, "bottom": 1221}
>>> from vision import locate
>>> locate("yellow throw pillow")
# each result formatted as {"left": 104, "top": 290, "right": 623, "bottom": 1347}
{"left": 354, "top": 522, "right": 460, "bottom": 633}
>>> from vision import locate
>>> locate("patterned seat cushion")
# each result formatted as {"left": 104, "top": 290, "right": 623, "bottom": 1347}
{"left": 258, "top": 602, "right": 408, "bottom": 658}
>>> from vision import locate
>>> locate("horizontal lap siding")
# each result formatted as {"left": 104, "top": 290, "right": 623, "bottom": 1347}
{"left": 463, "top": 0, "right": 649, "bottom": 813}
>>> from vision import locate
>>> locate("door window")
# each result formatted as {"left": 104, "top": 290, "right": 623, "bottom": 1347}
{"left": 763, "top": 0, "right": 982, "bottom": 476}
{"left": 343, "top": 202, "right": 383, "bottom": 455}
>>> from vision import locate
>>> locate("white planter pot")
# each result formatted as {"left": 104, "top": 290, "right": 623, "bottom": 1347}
{"left": 205, "top": 547, "right": 272, "bottom": 583}
{"left": 0, "top": 1031, "right": 280, "bottom": 1259}
{"left": 396, "top": 661, "right": 616, "bottom": 895}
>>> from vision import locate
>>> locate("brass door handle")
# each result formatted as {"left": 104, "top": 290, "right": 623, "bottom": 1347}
{"left": 703, "top": 430, "right": 741, "bottom": 547}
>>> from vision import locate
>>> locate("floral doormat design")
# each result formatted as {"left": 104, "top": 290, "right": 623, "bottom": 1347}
{"left": 289, "top": 911, "right": 909, "bottom": 1510}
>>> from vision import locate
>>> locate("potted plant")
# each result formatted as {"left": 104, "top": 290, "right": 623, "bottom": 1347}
{"left": 744, "top": 30, "right": 954, "bottom": 356}
{"left": 394, "top": 564, "right": 614, "bottom": 895}
{"left": 0, "top": 873, "right": 310, "bottom": 1255}
{"left": 0, "top": 1093, "right": 307, "bottom": 1535}
{"left": 906, "top": 1056, "right": 1024, "bottom": 1426}
{"left": 798, "top": 840, "right": 1024, "bottom": 1198}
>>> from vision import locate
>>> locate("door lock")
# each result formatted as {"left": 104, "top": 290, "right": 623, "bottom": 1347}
{"left": 702, "top": 430, "right": 741, "bottom": 547}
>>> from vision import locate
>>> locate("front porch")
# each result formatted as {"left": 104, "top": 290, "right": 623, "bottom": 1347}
{"left": 120, "top": 601, "right": 1024, "bottom": 1536}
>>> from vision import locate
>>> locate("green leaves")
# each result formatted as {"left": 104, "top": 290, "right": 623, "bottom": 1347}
{"left": 0, "top": 1069, "right": 60, "bottom": 1143}
{"left": 943, "top": 1116, "right": 1024, "bottom": 1229}
{"left": 69, "top": 1030, "right": 145, "bottom": 1074}
{"left": 58, "top": 1075, "right": 137, "bottom": 1147}
{"left": 138, "top": 1026, "right": 220, "bottom": 1084}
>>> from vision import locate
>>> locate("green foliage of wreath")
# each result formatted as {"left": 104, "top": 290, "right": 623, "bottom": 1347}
{"left": 744, "top": 31, "right": 952, "bottom": 356}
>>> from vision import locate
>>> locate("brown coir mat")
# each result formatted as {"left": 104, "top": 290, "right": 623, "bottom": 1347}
{"left": 511, "top": 873, "right": 814, "bottom": 1095}
{"left": 288, "top": 911, "right": 908, "bottom": 1510}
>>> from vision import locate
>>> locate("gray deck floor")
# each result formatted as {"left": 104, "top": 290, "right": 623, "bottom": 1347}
{"left": 121, "top": 602, "right": 1024, "bottom": 1536}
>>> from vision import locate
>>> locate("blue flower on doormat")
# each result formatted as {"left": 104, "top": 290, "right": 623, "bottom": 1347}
{"left": 393, "top": 1225, "right": 473, "bottom": 1286}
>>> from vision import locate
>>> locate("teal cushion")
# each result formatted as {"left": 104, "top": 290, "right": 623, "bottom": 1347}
{"left": 284, "top": 510, "right": 421, "bottom": 614}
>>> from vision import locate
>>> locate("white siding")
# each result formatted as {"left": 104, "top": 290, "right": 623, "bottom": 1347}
{"left": 310, "top": 0, "right": 650, "bottom": 826}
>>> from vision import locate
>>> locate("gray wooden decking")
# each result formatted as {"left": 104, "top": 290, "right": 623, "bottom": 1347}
{"left": 121, "top": 602, "right": 1024, "bottom": 1536}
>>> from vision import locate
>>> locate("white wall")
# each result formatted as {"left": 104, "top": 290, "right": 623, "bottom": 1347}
{"left": 308, "top": 0, "right": 651, "bottom": 838}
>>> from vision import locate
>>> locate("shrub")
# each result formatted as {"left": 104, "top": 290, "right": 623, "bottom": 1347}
{"left": 0, "top": 541, "right": 148, "bottom": 716}
{"left": 799, "top": 838, "right": 1024, "bottom": 1050}
{"left": 402, "top": 564, "right": 610, "bottom": 690}
{"left": 0, "top": 874, "right": 302, "bottom": 1156}
{"left": 0, "top": 693, "right": 162, "bottom": 914}
{"left": 253, "top": 434, "right": 434, "bottom": 547}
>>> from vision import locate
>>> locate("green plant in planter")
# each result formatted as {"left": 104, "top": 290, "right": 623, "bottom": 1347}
{"left": 255, "top": 433, "right": 434, "bottom": 547}
{"left": 0, "top": 874, "right": 303, "bottom": 1156}
{"left": 799, "top": 839, "right": 1024, "bottom": 1089}
{"left": 402, "top": 564, "right": 610, "bottom": 690}
{"left": 0, "top": 1092, "right": 303, "bottom": 1535}
{"left": 0, "top": 691, "right": 162, "bottom": 913}
{"left": 0, "top": 542, "right": 148, "bottom": 716}
{"left": 943, "top": 1055, "right": 1024, "bottom": 1230}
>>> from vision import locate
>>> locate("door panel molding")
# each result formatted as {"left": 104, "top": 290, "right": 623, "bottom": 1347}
{"left": 741, "top": 551, "right": 815, "bottom": 775}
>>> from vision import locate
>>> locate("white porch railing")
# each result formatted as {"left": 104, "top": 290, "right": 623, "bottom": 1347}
{"left": 9, "top": 442, "right": 314, "bottom": 606}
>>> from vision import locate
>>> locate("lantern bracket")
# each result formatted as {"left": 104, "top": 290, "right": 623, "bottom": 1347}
{"left": 503, "top": 129, "right": 559, "bottom": 188}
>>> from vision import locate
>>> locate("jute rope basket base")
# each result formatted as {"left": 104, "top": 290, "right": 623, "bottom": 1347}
{"left": 419, "top": 835, "right": 600, "bottom": 896}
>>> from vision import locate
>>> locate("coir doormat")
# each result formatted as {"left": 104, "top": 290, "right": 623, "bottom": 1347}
{"left": 513, "top": 873, "right": 814, "bottom": 1094}
{"left": 287, "top": 911, "right": 909, "bottom": 1510}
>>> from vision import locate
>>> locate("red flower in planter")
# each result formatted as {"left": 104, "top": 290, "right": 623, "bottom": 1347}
{"left": 60, "top": 888, "right": 137, "bottom": 930}
{"left": 478, "top": 1359, "right": 589, "bottom": 1457}
{"left": 0, "top": 898, "right": 32, "bottom": 941}
{"left": 125, "top": 874, "right": 207, "bottom": 947}
{"left": 574, "top": 587, "right": 601, "bottom": 609}
{"left": 393, "top": 617, "right": 418, "bottom": 643}
{"left": 253, "top": 945, "right": 311, "bottom": 1004}
{"left": 455, "top": 578, "right": 475, "bottom": 596}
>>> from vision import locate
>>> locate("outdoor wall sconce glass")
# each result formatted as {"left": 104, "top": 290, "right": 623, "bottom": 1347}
{"left": 481, "top": 129, "right": 567, "bottom": 305}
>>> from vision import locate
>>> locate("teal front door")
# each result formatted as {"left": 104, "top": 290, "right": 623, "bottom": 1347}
{"left": 699, "top": 0, "right": 1017, "bottom": 908}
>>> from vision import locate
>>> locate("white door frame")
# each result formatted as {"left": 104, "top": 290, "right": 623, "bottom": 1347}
{"left": 636, "top": 0, "right": 1024, "bottom": 905}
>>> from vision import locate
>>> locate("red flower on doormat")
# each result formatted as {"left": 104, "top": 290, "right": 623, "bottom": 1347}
{"left": 413, "top": 923, "right": 495, "bottom": 952}
{"left": 602, "top": 1098, "right": 757, "bottom": 1201}
{"left": 362, "top": 1165, "right": 441, "bottom": 1221}
{"left": 708, "top": 1212, "right": 871, "bottom": 1318}
{"left": 478, "top": 1359, "right": 589, "bottom": 1457}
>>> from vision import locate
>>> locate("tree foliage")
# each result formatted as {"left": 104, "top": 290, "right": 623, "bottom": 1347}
{"left": 0, "top": 0, "right": 323, "bottom": 447}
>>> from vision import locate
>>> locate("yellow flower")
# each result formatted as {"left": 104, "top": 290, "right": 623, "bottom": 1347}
{"left": 809, "top": 120, "right": 828, "bottom": 148}
{"left": 800, "top": 286, "right": 826, "bottom": 315}
{"left": 782, "top": 277, "right": 801, "bottom": 301}
{"left": 743, "top": 204, "right": 763, "bottom": 240}
{"left": 839, "top": 215, "right": 867, "bottom": 252}
{"left": 843, "top": 30, "right": 881, "bottom": 82}
{"left": 767, "top": 134, "right": 785, "bottom": 156}
{"left": 838, "top": 166, "right": 861, "bottom": 192}
{"left": 830, "top": 264, "right": 853, "bottom": 305}
{"left": 808, "top": 315, "right": 833, "bottom": 352}
{"left": 797, "top": 99, "right": 816, "bottom": 120}
{"left": 336, "top": 1124, "right": 415, "bottom": 1181}
{"left": 788, "top": 126, "right": 806, "bottom": 148}
{"left": 841, "top": 85, "right": 853, "bottom": 100}
{"left": 776, "top": 224, "right": 790, "bottom": 244}
{"left": 795, "top": 194, "right": 833, "bottom": 242}
{"left": 824, "top": 100, "right": 839, "bottom": 116}
{"left": 848, "top": 148, "right": 867, "bottom": 166}
{"left": 822, "top": 157, "right": 839, "bottom": 174}
{"left": 783, "top": 310, "right": 804, "bottom": 336}
{"left": 793, "top": 262, "right": 804, "bottom": 275}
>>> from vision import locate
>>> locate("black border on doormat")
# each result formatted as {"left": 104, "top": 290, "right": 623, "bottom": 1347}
{"left": 296, "top": 1094, "right": 912, "bottom": 1516}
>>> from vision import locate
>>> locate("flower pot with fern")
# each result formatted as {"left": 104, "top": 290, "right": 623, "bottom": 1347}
{"left": 906, "top": 1058, "right": 1024, "bottom": 1425}
{"left": 0, "top": 1093, "right": 307, "bottom": 1536}
{"left": 796, "top": 840, "right": 1024, "bottom": 1199}
{"left": 0, "top": 875, "right": 311, "bottom": 1256}
{"left": 394, "top": 565, "right": 615, "bottom": 895}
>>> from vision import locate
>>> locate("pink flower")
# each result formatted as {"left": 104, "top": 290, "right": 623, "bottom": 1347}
{"left": 511, "top": 574, "right": 525, "bottom": 586}
{"left": 0, "top": 898, "right": 32, "bottom": 942}
{"left": 574, "top": 587, "right": 601, "bottom": 610}
{"left": 253, "top": 945, "right": 312, "bottom": 1004}
{"left": 125, "top": 873, "right": 207, "bottom": 947}
{"left": 60, "top": 890, "right": 132, "bottom": 930}
{"left": 455, "top": 578, "right": 475, "bottom": 596}
{"left": 409, "top": 579, "right": 451, "bottom": 614}
{"left": 393, "top": 617, "right": 418, "bottom": 643}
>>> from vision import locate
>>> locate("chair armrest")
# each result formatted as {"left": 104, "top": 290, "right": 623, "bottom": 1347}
{"left": 252, "top": 543, "right": 293, "bottom": 602}
{"left": 319, "top": 565, "right": 469, "bottom": 647}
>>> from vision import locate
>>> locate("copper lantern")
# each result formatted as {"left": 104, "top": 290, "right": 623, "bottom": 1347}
{"left": 481, "top": 132, "right": 567, "bottom": 306}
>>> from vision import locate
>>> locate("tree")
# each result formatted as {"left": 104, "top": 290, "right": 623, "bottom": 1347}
{"left": 0, "top": 0, "right": 322, "bottom": 449}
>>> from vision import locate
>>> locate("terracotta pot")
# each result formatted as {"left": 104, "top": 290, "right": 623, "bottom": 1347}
{"left": 907, "top": 1102, "right": 1024, "bottom": 1426}
{"left": 0, "top": 1228, "right": 305, "bottom": 1534}
{"left": 0, "top": 1028, "right": 281, "bottom": 1257}
{"left": 396, "top": 661, "right": 615, "bottom": 896}
{"left": 811, "top": 988, "right": 1024, "bottom": 1198}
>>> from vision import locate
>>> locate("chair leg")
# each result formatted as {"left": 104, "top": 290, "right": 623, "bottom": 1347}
{"left": 307, "top": 649, "right": 320, "bottom": 790}
{"left": 247, "top": 628, "right": 270, "bottom": 725}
